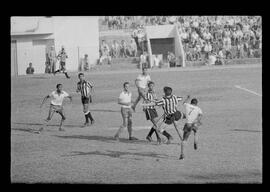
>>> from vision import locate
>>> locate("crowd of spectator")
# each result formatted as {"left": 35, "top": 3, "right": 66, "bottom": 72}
{"left": 178, "top": 16, "right": 262, "bottom": 64}
{"left": 100, "top": 16, "right": 262, "bottom": 64}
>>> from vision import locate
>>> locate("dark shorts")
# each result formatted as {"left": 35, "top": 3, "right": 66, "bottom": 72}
{"left": 144, "top": 108, "right": 158, "bottom": 120}
{"left": 81, "top": 96, "right": 92, "bottom": 104}
{"left": 60, "top": 61, "right": 66, "bottom": 71}
{"left": 183, "top": 123, "right": 198, "bottom": 141}
{"left": 164, "top": 111, "right": 183, "bottom": 125}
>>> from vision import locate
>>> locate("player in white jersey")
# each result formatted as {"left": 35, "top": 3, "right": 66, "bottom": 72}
{"left": 37, "top": 84, "right": 72, "bottom": 133}
{"left": 114, "top": 82, "right": 138, "bottom": 141}
{"left": 179, "top": 96, "right": 203, "bottom": 160}
{"left": 131, "top": 67, "right": 151, "bottom": 111}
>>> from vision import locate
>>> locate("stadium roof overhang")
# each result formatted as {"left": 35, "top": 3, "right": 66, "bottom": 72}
{"left": 11, "top": 32, "right": 53, "bottom": 36}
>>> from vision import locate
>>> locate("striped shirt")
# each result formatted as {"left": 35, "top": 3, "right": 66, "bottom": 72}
{"left": 77, "top": 80, "right": 93, "bottom": 98}
{"left": 156, "top": 95, "right": 183, "bottom": 115}
{"left": 143, "top": 90, "right": 158, "bottom": 109}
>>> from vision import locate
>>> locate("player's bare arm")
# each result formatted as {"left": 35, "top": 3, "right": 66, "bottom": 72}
{"left": 67, "top": 95, "right": 72, "bottom": 103}
{"left": 196, "top": 114, "right": 203, "bottom": 125}
{"left": 40, "top": 95, "right": 50, "bottom": 108}
{"left": 183, "top": 95, "right": 191, "bottom": 104}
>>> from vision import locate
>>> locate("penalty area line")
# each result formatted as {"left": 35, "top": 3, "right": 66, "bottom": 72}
{"left": 234, "top": 85, "right": 262, "bottom": 97}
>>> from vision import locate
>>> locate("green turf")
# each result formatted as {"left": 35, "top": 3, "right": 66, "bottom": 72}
{"left": 11, "top": 64, "right": 262, "bottom": 183}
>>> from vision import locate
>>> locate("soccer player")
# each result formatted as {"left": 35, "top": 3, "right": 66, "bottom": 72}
{"left": 114, "top": 82, "right": 138, "bottom": 141}
{"left": 143, "top": 81, "right": 162, "bottom": 144}
{"left": 38, "top": 84, "right": 72, "bottom": 132}
{"left": 54, "top": 46, "right": 71, "bottom": 79}
{"left": 131, "top": 67, "right": 151, "bottom": 111}
{"left": 146, "top": 86, "right": 185, "bottom": 144}
{"left": 179, "top": 96, "right": 203, "bottom": 160}
{"left": 76, "top": 73, "right": 95, "bottom": 127}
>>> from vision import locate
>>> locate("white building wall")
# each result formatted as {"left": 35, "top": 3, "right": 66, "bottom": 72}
{"left": 52, "top": 16, "right": 99, "bottom": 72}
{"left": 11, "top": 34, "right": 54, "bottom": 75}
{"left": 11, "top": 16, "right": 99, "bottom": 75}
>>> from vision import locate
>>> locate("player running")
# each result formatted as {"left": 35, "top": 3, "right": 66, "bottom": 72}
{"left": 143, "top": 86, "right": 186, "bottom": 144}
{"left": 131, "top": 67, "right": 151, "bottom": 111}
{"left": 114, "top": 82, "right": 138, "bottom": 141}
{"left": 54, "top": 46, "right": 71, "bottom": 79}
{"left": 179, "top": 96, "right": 203, "bottom": 160}
{"left": 143, "top": 81, "right": 162, "bottom": 144}
{"left": 76, "top": 73, "right": 95, "bottom": 127}
{"left": 38, "top": 83, "right": 72, "bottom": 133}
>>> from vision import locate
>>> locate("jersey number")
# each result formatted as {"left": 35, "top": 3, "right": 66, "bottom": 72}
{"left": 188, "top": 108, "right": 195, "bottom": 115}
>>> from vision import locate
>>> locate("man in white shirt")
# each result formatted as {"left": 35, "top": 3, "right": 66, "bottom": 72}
{"left": 153, "top": 55, "right": 160, "bottom": 68}
{"left": 206, "top": 51, "right": 217, "bottom": 65}
{"left": 132, "top": 67, "right": 151, "bottom": 111}
{"left": 179, "top": 96, "right": 203, "bottom": 160}
{"left": 139, "top": 51, "right": 148, "bottom": 69}
{"left": 38, "top": 84, "right": 72, "bottom": 133}
{"left": 114, "top": 82, "right": 138, "bottom": 141}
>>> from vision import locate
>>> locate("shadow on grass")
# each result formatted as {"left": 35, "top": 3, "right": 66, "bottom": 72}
{"left": 90, "top": 109, "right": 120, "bottom": 113}
{"left": 186, "top": 170, "right": 262, "bottom": 183}
{"left": 62, "top": 149, "right": 171, "bottom": 160}
{"left": 53, "top": 134, "right": 152, "bottom": 145}
{"left": 11, "top": 128, "right": 36, "bottom": 133}
{"left": 12, "top": 122, "right": 82, "bottom": 128}
{"left": 54, "top": 134, "right": 180, "bottom": 146}
{"left": 231, "top": 129, "right": 261, "bottom": 133}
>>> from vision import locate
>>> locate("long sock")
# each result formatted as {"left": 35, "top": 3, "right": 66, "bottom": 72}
{"left": 154, "top": 129, "right": 161, "bottom": 140}
{"left": 162, "top": 130, "right": 171, "bottom": 139}
{"left": 64, "top": 72, "right": 70, "bottom": 78}
{"left": 127, "top": 120, "right": 132, "bottom": 138}
{"left": 147, "top": 127, "right": 155, "bottom": 137}
{"left": 87, "top": 112, "right": 94, "bottom": 121}
{"left": 84, "top": 112, "right": 89, "bottom": 123}
{"left": 181, "top": 141, "right": 186, "bottom": 156}
{"left": 55, "top": 70, "right": 60, "bottom": 74}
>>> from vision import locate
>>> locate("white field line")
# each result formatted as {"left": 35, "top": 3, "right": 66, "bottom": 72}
{"left": 234, "top": 85, "right": 262, "bottom": 97}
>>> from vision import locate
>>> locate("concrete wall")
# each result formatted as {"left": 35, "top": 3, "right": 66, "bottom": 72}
{"left": 11, "top": 16, "right": 99, "bottom": 75}
{"left": 11, "top": 34, "right": 54, "bottom": 75}
{"left": 52, "top": 16, "right": 99, "bottom": 71}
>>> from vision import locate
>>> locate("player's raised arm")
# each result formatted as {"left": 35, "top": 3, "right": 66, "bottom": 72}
{"left": 67, "top": 95, "right": 72, "bottom": 103}
{"left": 40, "top": 95, "right": 50, "bottom": 108}
{"left": 182, "top": 95, "right": 191, "bottom": 104}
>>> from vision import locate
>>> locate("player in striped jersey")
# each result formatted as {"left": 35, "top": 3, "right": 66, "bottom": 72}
{"left": 146, "top": 86, "right": 186, "bottom": 144}
{"left": 76, "top": 73, "right": 95, "bottom": 127}
{"left": 143, "top": 81, "right": 162, "bottom": 144}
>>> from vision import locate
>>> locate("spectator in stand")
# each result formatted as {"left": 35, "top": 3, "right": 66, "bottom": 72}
{"left": 236, "top": 39, "right": 245, "bottom": 59}
{"left": 128, "top": 39, "right": 137, "bottom": 57}
{"left": 120, "top": 40, "right": 128, "bottom": 58}
{"left": 153, "top": 55, "right": 160, "bottom": 68}
{"left": 26, "top": 62, "right": 34, "bottom": 74}
{"left": 203, "top": 28, "right": 213, "bottom": 42}
{"left": 206, "top": 50, "right": 217, "bottom": 65}
{"left": 48, "top": 45, "right": 57, "bottom": 74}
{"left": 184, "top": 43, "right": 193, "bottom": 61}
{"left": 111, "top": 40, "right": 120, "bottom": 58}
{"left": 204, "top": 40, "right": 212, "bottom": 60}
{"left": 223, "top": 35, "right": 232, "bottom": 59}
{"left": 99, "top": 40, "right": 112, "bottom": 65}
{"left": 83, "top": 54, "right": 89, "bottom": 71}
{"left": 139, "top": 51, "right": 148, "bottom": 69}
{"left": 167, "top": 52, "right": 176, "bottom": 67}
{"left": 216, "top": 48, "right": 225, "bottom": 65}
{"left": 194, "top": 41, "right": 202, "bottom": 61}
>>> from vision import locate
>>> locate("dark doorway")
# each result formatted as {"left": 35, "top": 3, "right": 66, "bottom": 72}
{"left": 150, "top": 38, "right": 174, "bottom": 61}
